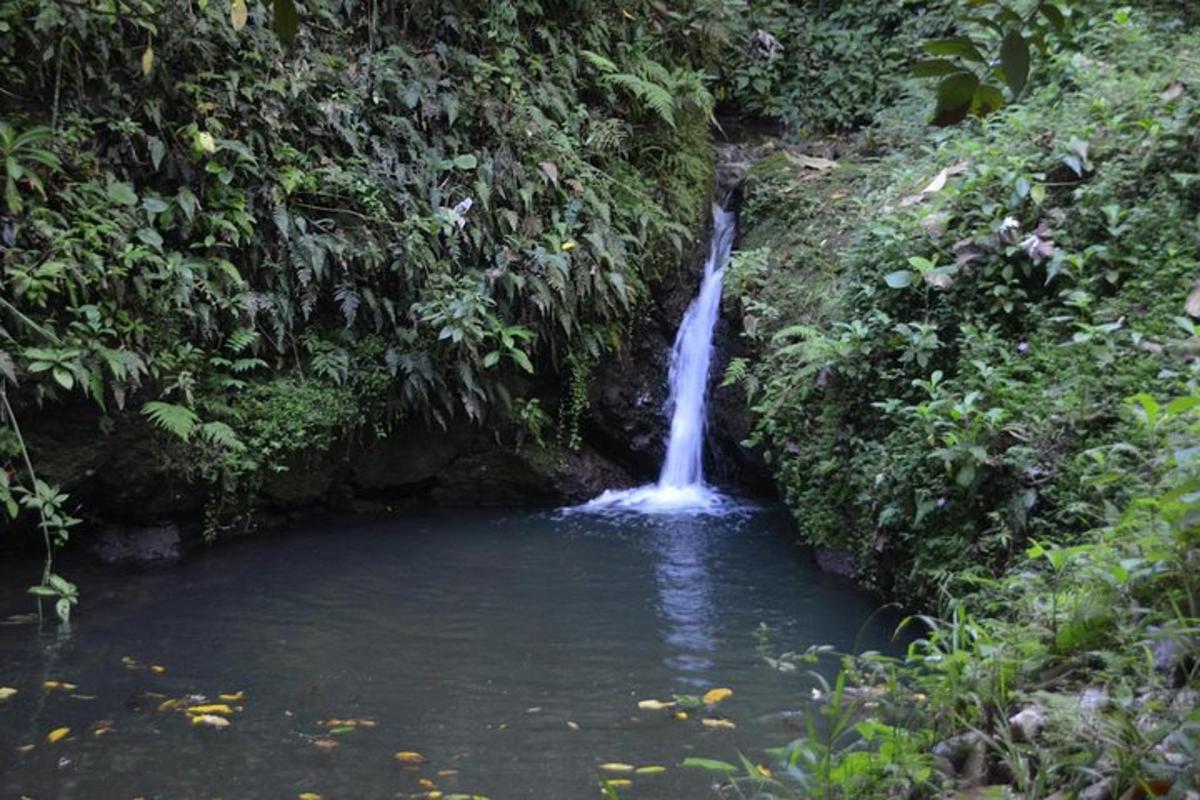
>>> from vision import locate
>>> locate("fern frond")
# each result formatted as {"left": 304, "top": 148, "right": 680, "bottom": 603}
{"left": 199, "top": 421, "right": 245, "bottom": 452}
{"left": 141, "top": 401, "right": 199, "bottom": 441}
{"left": 581, "top": 49, "right": 618, "bottom": 73}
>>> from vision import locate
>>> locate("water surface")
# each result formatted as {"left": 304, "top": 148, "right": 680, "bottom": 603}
{"left": 0, "top": 507, "right": 897, "bottom": 799}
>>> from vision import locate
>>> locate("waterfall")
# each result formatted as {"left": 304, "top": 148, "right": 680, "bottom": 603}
{"left": 658, "top": 204, "right": 736, "bottom": 488}
{"left": 580, "top": 203, "right": 736, "bottom": 513}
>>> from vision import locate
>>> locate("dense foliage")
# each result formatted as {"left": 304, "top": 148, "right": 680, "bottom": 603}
{"left": 728, "top": 4, "right": 1200, "bottom": 602}
{"left": 703, "top": 4, "right": 1200, "bottom": 797}
{"left": 0, "top": 0, "right": 735, "bottom": 604}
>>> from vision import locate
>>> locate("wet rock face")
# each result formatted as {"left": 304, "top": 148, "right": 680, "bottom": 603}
{"left": 585, "top": 178, "right": 773, "bottom": 496}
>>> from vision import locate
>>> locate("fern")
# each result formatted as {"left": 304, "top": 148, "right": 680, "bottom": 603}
{"left": 606, "top": 73, "right": 676, "bottom": 128}
{"left": 141, "top": 401, "right": 199, "bottom": 441}
{"left": 199, "top": 421, "right": 245, "bottom": 452}
{"left": 581, "top": 49, "right": 618, "bottom": 74}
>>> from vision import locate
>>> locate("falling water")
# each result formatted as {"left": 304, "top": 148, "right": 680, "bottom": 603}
{"left": 580, "top": 203, "right": 737, "bottom": 513}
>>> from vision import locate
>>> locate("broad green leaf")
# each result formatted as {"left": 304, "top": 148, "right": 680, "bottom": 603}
{"left": 884, "top": 271, "right": 914, "bottom": 289}
{"left": 932, "top": 71, "right": 980, "bottom": 126}
{"left": 1000, "top": 29, "right": 1031, "bottom": 97}
{"left": 910, "top": 59, "right": 960, "bottom": 78}
{"left": 273, "top": 0, "right": 299, "bottom": 42}
{"left": 922, "top": 37, "right": 986, "bottom": 63}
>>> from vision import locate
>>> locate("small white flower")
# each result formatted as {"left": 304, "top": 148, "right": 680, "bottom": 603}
{"left": 811, "top": 688, "right": 823, "bottom": 701}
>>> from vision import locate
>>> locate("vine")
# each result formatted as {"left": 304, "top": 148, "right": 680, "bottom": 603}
{"left": 557, "top": 352, "right": 592, "bottom": 452}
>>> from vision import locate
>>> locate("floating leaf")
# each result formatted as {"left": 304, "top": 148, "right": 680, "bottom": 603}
{"left": 218, "top": 691, "right": 245, "bottom": 701}
{"left": 566, "top": 721, "right": 580, "bottom": 730}
{"left": 0, "top": 687, "right": 16, "bottom": 700}
{"left": 701, "top": 687, "right": 733, "bottom": 705}
{"left": 191, "top": 714, "right": 230, "bottom": 728}
{"left": 635, "top": 766, "right": 667, "bottom": 775}
{"left": 701, "top": 718, "right": 736, "bottom": 730}
{"left": 394, "top": 751, "right": 426, "bottom": 765}
{"left": 150, "top": 665, "right": 166, "bottom": 674}
{"left": 312, "top": 738, "right": 338, "bottom": 750}
{"left": 327, "top": 726, "right": 355, "bottom": 736}
{"left": 673, "top": 711, "right": 688, "bottom": 721}
{"left": 298, "top": 794, "right": 322, "bottom": 800}
{"left": 680, "top": 757, "right": 739, "bottom": 773}
{"left": 599, "top": 763, "right": 635, "bottom": 773}
{"left": 606, "top": 780, "right": 632, "bottom": 788}
{"left": 636, "top": 699, "right": 675, "bottom": 711}
{"left": 186, "top": 704, "right": 233, "bottom": 715}
{"left": 46, "top": 727, "right": 70, "bottom": 743}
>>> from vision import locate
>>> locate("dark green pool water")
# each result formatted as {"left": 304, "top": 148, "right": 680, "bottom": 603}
{"left": 0, "top": 506, "right": 898, "bottom": 799}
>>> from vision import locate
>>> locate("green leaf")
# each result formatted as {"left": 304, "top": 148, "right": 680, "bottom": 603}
{"left": 884, "top": 271, "right": 914, "bottom": 289}
{"left": 910, "top": 59, "right": 960, "bottom": 78}
{"left": 932, "top": 71, "right": 980, "bottom": 126}
{"left": 452, "top": 154, "right": 478, "bottom": 170}
{"left": 999, "top": 28, "right": 1031, "bottom": 98}
{"left": 52, "top": 367, "right": 74, "bottom": 390}
{"left": 510, "top": 350, "right": 534, "bottom": 374}
{"left": 107, "top": 181, "right": 138, "bottom": 207}
{"left": 272, "top": 0, "right": 299, "bottom": 42}
{"left": 482, "top": 351, "right": 501, "bottom": 368}
{"left": 141, "top": 401, "right": 200, "bottom": 441}
{"left": 922, "top": 37, "right": 986, "bottom": 63}
{"left": 680, "top": 758, "right": 739, "bottom": 774}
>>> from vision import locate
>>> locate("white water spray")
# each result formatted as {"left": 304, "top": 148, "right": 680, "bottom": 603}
{"left": 581, "top": 203, "right": 736, "bottom": 513}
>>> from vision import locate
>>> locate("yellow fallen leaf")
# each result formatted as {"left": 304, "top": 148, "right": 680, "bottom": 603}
{"left": 599, "top": 763, "right": 635, "bottom": 773}
{"left": 0, "top": 687, "right": 17, "bottom": 700}
{"left": 158, "top": 698, "right": 185, "bottom": 711}
{"left": 312, "top": 738, "right": 338, "bottom": 750}
{"left": 701, "top": 718, "right": 736, "bottom": 730}
{"left": 636, "top": 699, "right": 675, "bottom": 711}
{"left": 191, "top": 714, "right": 230, "bottom": 729}
{"left": 43, "top": 680, "right": 74, "bottom": 691}
{"left": 230, "top": 0, "right": 248, "bottom": 31}
{"left": 356, "top": 718, "right": 377, "bottom": 727}
{"left": 436, "top": 770, "right": 459, "bottom": 777}
{"left": 298, "top": 794, "right": 322, "bottom": 800}
{"left": 702, "top": 687, "right": 733, "bottom": 705}
{"left": 219, "top": 691, "right": 245, "bottom": 702}
{"left": 606, "top": 779, "right": 633, "bottom": 788}
{"left": 757, "top": 764, "right": 773, "bottom": 779}
{"left": 46, "top": 727, "right": 70, "bottom": 743}
{"left": 635, "top": 766, "right": 667, "bottom": 775}
{"left": 150, "top": 665, "right": 166, "bottom": 674}
{"left": 393, "top": 751, "right": 426, "bottom": 765}
{"left": 418, "top": 778, "right": 437, "bottom": 789}
{"left": 673, "top": 711, "right": 688, "bottom": 721}
{"left": 427, "top": 793, "right": 443, "bottom": 800}
{"left": 186, "top": 704, "right": 233, "bottom": 715}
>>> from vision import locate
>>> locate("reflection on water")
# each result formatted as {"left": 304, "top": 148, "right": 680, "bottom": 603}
{"left": 0, "top": 507, "right": 898, "bottom": 800}
{"left": 652, "top": 516, "right": 717, "bottom": 678}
